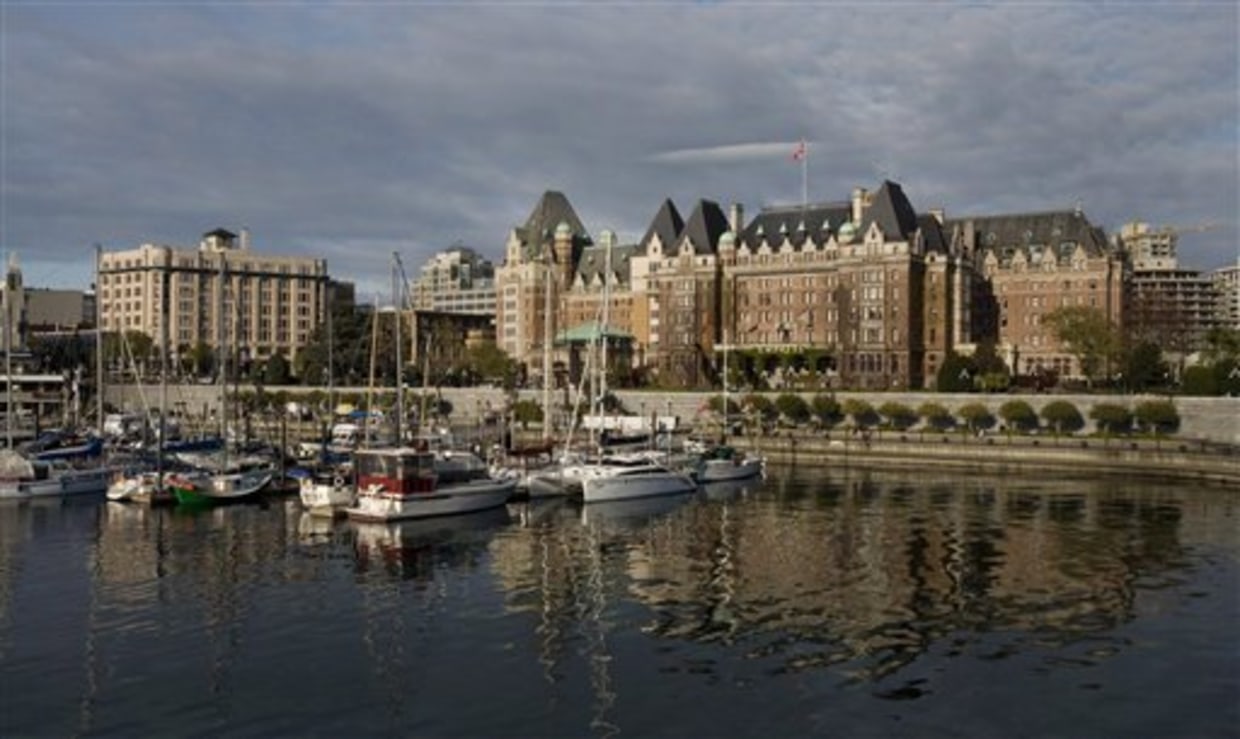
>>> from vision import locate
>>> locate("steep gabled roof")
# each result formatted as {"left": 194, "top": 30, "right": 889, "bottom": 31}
{"left": 639, "top": 198, "right": 684, "bottom": 253}
{"left": 575, "top": 242, "right": 640, "bottom": 286}
{"left": 944, "top": 209, "right": 1110, "bottom": 261}
{"left": 677, "top": 200, "right": 730, "bottom": 255}
{"left": 513, "top": 191, "right": 592, "bottom": 260}
{"left": 917, "top": 214, "right": 950, "bottom": 254}
{"left": 860, "top": 180, "right": 920, "bottom": 240}
{"left": 739, "top": 201, "right": 852, "bottom": 251}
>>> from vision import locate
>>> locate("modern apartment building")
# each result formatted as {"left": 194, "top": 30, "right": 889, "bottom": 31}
{"left": 1213, "top": 260, "right": 1240, "bottom": 332}
{"left": 410, "top": 244, "right": 497, "bottom": 316}
{"left": 1118, "top": 221, "right": 1222, "bottom": 359}
{"left": 97, "top": 228, "right": 330, "bottom": 371}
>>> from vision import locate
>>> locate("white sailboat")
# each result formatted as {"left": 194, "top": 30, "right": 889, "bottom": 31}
{"left": 171, "top": 253, "right": 272, "bottom": 505}
{"left": 532, "top": 231, "right": 697, "bottom": 503}
{"left": 697, "top": 338, "right": 764, "bottom": 483}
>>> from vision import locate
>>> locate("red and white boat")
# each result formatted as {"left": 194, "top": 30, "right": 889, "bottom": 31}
{"left": 344, "top": 446, "right": 516, "bottom": 523}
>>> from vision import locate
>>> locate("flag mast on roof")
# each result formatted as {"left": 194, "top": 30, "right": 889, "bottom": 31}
{"left": 791, "top": 138, "right": 809, "bottom": 210}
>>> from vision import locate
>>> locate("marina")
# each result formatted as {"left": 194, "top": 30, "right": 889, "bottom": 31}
{"left": 1, "top": 464, "right": 1236, "bottom": 737}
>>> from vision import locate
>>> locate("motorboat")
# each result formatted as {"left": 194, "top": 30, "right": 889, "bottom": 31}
{"left": 344, "top": 446, "right": 515, "bottom": 523}
{"left": 293, "top": 463, "right": 355, "bottom": 517}
{"left": 696, "top": 444, "right": 765, "bottom": 483}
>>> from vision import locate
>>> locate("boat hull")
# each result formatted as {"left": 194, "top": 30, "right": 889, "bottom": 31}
{"left": 581, "top": 469, "right": 697, "bottom": 503}
{"left": 299, "top": 478, "right": 355, "bottom": 517}
{"left": 698, "top": 457, "right": 764, "bottom": 483}
{"left": 345, "top": 478, "right": 515, "bottom": 522}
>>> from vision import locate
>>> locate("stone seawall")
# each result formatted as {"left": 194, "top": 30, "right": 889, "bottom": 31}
{"left": 108, "top": 384, "right": 1240, "bottom": 445}
{"left": 728, "top": 433, "right": 1239, "bottom": 487}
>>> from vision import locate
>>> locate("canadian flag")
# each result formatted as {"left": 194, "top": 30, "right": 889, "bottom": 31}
{"left": 791, "top": 139, "right": 807, "bottom": 162}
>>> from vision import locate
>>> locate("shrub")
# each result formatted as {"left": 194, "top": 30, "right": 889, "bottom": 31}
{"left": 842, "top": 398, "right": 879, "bottom": 428}
{"left": 957, "top": 402, "right": 996, "bottom": 432}
{"left": 1090, "top": 402, "right": 1132, "bottom": 434}
{"left": 1041, "top": 400, "right": 1084, "bottom": 434}
{"left": 918, "top": 401, "right": 955, "bottom": 431}
{"left": 998, "top": 399, "right": 1039, "bottom": 433}
{"left": 809, "top": 394, "right": 844, "bottom": 428}
{"left": 1134, "top": 399, "right": 1180, "bottom": 436}
{"left": 878, "top": 401, "right": 918, "bottom": 430}
{"left": 775, "top": 393, "right": 810, "bottom": 426}
{"left": 742, "top": 393, "right": 777, "bottom": 423}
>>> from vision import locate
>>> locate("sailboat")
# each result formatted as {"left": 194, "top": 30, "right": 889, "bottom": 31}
{"left": 171, "top": 254, "right": 272, "bottom": 505}
{"left": 344, "top": 253, "right": 515, "bottom": 523}
{"left": 529, "top": 231, "right": 697, "bottom": 503}
{"left": 0, "top": 252, "right": 111, "bottom": 499}
{"left": 696, "top": 338, "right": 764, "bottom": 483}
{"left": 295, "top": 280, "right": 356, "bottom": 517}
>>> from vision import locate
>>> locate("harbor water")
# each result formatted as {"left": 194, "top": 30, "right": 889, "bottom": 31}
{"left": 1, "top": 466, "right": 1236, "bottom": 737}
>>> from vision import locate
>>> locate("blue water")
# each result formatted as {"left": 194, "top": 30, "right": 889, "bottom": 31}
{"left": 1, "top": 466, "right": 1237, "bottom": 737}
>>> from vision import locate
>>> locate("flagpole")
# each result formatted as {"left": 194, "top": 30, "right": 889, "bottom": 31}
{"left": 801, "top": 140, "right": 808, "bottom": 208}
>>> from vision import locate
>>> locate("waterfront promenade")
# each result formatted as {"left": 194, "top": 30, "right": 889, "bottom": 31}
{"left": 106, "top": 384, "right": 1239, "bottom": 485}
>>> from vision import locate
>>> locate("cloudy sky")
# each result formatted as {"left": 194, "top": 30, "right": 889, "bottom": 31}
{"left": 3, "top": 1, "right": 1237, "bottom": 299}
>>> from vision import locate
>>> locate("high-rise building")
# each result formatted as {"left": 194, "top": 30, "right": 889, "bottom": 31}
{"left": 97, "top": 228, "right": 330, "bottom": 372}
{"left": 410, "top": 244, "right": 497, "bottom": 315}
{"left": 1212, "top": 260, "right": 1240, "bottom": 332}
{"left": 1119, "top": 221, "right": 1222, "bottom": 361}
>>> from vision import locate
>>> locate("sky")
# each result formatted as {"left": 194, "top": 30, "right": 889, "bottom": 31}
{"left": 2, "top": 0, "right": 1237, "bottom": 300}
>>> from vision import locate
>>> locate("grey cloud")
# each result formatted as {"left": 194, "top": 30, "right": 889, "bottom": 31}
{"left": 2, "top": 2, "right": 1235, "bottom": 296}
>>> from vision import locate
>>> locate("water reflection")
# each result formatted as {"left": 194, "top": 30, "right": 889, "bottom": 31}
{"left": 0, "top": 469, "right": 1234, "bottom": 737}
{"left": 352, "top": 506, "right": 512, "bottom": 581}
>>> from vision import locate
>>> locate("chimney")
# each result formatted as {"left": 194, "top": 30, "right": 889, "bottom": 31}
{"left": 240, "top": 227, "right": 251, "bottom": 251}
{"left": 851, "top": 187, "right": 867, "bottom": 224}
{"left": 729, "top": 203, "right": 744, "bottom": 234}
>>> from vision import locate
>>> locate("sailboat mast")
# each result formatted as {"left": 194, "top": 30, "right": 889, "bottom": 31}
{"left": 95, "top": 243, "right": 105, "bottom": 436}
{"left": 157, "top": 255, "right": 170, "bottom": 483}
{"left": 598, "top": 234, "right": 612, "bottom": 418}
{"left": 218, "top": 253, "right": 229, "bottom": 468}
{"left": 366, "top": 293, "right": 379, "bottom": 447}
{"left": 392, "top": 253, "right": 404, "bottom": 446}
{"left": 541, "top": 246, "right": 553, "bottom": 443}
{"left": 2, "top": 255, "right": 10, "bottom": 450}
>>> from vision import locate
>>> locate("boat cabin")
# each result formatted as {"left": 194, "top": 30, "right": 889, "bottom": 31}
{"left": 355, "top": 448, "right": 437, "bottom": 495}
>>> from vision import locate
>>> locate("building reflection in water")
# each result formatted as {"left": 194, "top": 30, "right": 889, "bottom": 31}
{"left": 489, "top": 466, "right": 1230, "bottom": 702}
{"left": 0, "top": 468, "right": 1232, "bottom": 737}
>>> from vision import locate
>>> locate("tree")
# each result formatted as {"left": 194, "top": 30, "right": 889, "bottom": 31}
{"left": 1041, "top": 400, "right": 1084, "bottom": 435}
{"left": 1090, "top": 402, "right": 1132, "bottom": 435}
{"left": 511, "top": 398, "right": 543, "bottom": 429}
{"left": 1134, "top": 399, "right": 1180, "bottom": 436}
{"left": 1120, "top": 340, "right": 1168, "bottom": 392}
{"left": 918, "top": 401, "right": 955, "bottom": 432}
{"left": 1043, "top": 306, "right": 1122, "bottom": 386}
{"left": 188, "top": 341, "right": 216, "bottom": 378}
{"left": 936, "top": 352, "right": 976, "bottom": 392}
{"left": 809, "top": 394, "right": 843, "bottom": 428}
{"left": 466, "top": 341, "right": 519, "bottom": 389}
{"left": 742, "top": 393, "right": 777, "bottom": 428}
{"left": 998, "top": 399, "right": 1038, "bottom": 433}
{"left": 877, "top": 401, "right": 918, "bottom": 430}
{"left": 842, "top": 398, "right": 879, "bottom": 429}
{"left": 263, "top": 354, "right": 292, "bottom": 386}
{"left": 774, "top": 393, "right": 810, "bottom": 426}
{"left": 957, "top": 402, "right": 995, "bottom": 433}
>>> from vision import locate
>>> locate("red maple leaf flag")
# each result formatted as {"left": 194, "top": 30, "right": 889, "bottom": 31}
{"left": 791, "top": 139, "right": 807, "bottom": 162}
